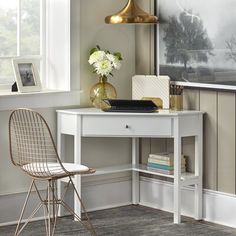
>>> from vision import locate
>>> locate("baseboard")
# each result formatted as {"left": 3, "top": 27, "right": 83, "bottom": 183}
{"left": 0, "top": 178, "right": 132, "bottom": 226}
{"left": 140, "top": 176, "right": 236, "bottom": 228}
{"left": 1, "top": 176, "right": 236, "bottom": 229}
{"left": 0, "top": 189, "right": 46, "bottom": 226}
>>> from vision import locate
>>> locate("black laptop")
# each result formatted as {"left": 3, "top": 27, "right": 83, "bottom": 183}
{"left": 102, "top": 99, "right": 158, "bottom": 113}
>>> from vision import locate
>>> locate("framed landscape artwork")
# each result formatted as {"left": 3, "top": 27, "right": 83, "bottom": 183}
{"left": 156, "top": 0, "right": 236, "bottom": 90}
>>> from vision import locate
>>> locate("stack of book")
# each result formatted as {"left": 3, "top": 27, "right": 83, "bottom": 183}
{"left": 147, "top": 152, "right": 186, "bottom": 175}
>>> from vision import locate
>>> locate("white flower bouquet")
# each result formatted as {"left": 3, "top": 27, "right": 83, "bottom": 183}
{"left": 88, "top": 45, "right": 123, "bottom": 77}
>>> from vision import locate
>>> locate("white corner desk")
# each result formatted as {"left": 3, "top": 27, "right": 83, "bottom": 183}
{"left": 57, "top": 108, "right": 203, "bottom": 224}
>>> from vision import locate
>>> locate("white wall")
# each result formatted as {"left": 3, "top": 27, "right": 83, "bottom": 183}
{"left": 0, "top": 0, "right": 135, "bottom": 196}
{"left": 80, "top": 0, "right": 135, "bottom": 106}
{"left": 79, "top": 0, "right": 136, "bottom": 183}
{"left": 0, "top": 108, "right": 57, "bottom": 195}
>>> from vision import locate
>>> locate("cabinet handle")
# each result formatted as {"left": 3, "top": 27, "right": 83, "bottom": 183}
{"left": 125, "top": 125, "right": 129, "bottom": 129}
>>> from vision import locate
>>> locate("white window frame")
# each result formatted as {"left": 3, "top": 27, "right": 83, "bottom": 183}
{"left": 45, "top": 0, "right": 71, "bottom": 91}
{"left": 0, "top": 0, "right": 81, "bottom": 111}
{"left": 0, "top": 0, "right": 45, "bottom": 89}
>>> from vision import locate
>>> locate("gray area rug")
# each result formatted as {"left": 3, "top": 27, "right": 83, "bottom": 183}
{"left": 1, "top": 205, "right": 236, "bottom": 236}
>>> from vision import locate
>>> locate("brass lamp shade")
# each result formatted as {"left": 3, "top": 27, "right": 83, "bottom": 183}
{"left": 105, "top": 0, "right": 158, "bottom": 24}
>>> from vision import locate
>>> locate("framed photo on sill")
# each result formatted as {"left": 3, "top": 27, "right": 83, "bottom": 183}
{"left": 12, "top": 59, "right": 42, "bottom": 93}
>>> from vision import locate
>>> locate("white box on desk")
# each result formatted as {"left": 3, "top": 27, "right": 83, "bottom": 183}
{"left": 132, "top": 75, "right": 170, "bottom": 109}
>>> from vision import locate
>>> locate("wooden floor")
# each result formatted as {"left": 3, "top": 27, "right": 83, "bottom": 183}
{"left": 1, "top": 205, "right": 236, "bottom": 236}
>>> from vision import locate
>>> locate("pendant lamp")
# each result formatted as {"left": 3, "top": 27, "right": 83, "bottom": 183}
{"left": 105, "top": 0, "right": 158, "bottom": 24}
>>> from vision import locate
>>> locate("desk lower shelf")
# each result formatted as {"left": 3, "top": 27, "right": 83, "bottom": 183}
{"left": 61, "top": 164, "right": 199, "bottom": 186}
{"left": 94, "top": 164, "right": 197, "bottom": 181}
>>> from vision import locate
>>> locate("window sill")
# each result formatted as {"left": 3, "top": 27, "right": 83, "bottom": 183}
{"left": 0, "top": 89, "right": 81, "bottom": 111}
{"left": 0, "top": 89, "right": 69, "bottom": 97}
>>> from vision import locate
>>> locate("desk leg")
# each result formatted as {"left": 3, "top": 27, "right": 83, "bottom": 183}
{"left": 132, "top": 138, "right": 140, "bottom": 205}
{"left": 195, "top": 117, "right": 203, "bottom": 220}
{"left": 57, "top": 115, "right": 65, "bottom": 217}
{"left": 174, "top": 118, "right": 181, "bottom": 224}
{"left": 74, "top": 116, "right": 82, "bottom": 219}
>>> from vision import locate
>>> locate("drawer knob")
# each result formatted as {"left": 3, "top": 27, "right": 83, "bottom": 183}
{"left": 125, "top": 125, "right": 129, "bottom": 129}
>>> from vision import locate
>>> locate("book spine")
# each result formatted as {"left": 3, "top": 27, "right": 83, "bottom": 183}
{"left": 147, "top": 167, "right": 174, "bottom": 175}
{"left": 147, "top": 167, "right": 186, "bottom": 175}
{"left": 148, "top": 158, "right": 173, "bottom": 165}
{"left": 147, "top": 163, "right": 185, "bottom": 169}
{"left": 149, "top": 154, "right": 185, "bottom": 160}
{"left": 148, "top": 154, "right": 170, "bottom": 161}
{"left": 148, "top": 158, "right": 185, "bottom": 165}
{"left": 147, "top": 163, "right": 175, "bottom": 170}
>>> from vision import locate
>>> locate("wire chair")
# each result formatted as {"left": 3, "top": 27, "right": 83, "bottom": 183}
{"left": 9, "top": 108, "right": 96, "bottom": 236}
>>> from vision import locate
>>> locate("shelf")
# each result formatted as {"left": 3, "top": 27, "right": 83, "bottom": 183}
{"left": 59, "top": 164, "right": 198, "bottom": 185}
{"left": 90, "top": 164, "right": 132, "bottom": 176}
{"left": 133, "top": 164, "right": 174, "bottom": 178}
{"left": 90, "top": 164, "right": 197, "bottom": 181}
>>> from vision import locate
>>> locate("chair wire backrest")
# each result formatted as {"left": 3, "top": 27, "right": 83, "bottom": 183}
{"left": 9, "top": 109, "right": 65, "bottom": 178}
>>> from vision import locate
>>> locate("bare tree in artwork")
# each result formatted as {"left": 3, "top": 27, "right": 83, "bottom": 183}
{"left": 163, "top": 11, "right": 213, "bottom": 71}
{"left": 226, "top": 36, "right": 236, "bottom": 63}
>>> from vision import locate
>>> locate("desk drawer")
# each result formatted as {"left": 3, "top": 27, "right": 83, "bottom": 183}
{"left": 82, "top": 116, "right": 172, "bottom": 137}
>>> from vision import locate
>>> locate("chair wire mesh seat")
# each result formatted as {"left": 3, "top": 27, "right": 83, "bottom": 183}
{"left": 9, "top": 108, "right": 96, "bottom": 236}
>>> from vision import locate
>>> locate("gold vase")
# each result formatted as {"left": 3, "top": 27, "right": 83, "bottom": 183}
{"left": 90, "top": 76, "right": 117, "bottom": 109}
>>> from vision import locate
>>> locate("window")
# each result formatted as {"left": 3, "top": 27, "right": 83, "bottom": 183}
{"left": 0, "top": 0, "right": 77, "bottom": 111}
{"left": 0, "top": 0, "right": 44, "bottom": 88}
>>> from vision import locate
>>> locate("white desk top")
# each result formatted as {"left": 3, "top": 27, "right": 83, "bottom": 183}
{"left": 57, "top": 107, "right": 203, "bottom": 117}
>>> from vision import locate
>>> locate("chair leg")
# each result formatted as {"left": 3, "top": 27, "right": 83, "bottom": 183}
{"left": 44, "top": 179, "right": 70, "bottom": 236}
{"left": 51, "top": 180, "right": 59, "bottom": 236}
{"left": 48, "top": 180, "right": 51, "bottom": 236}
{"left": 43, "top": 203, "right": 49, "bottom": 236}
{"left": 68, "top": 176, "right": 97, "bottom": 236}
{"left": 15, "top": 178, "right": 96, "bottom": 236}
{"left": 16, "top": 203, "right": 43, "bottom": 236}
{"left": 45, "top": 180, "right": 60, "bottom": 236}
{"left": 15, "top": 180, "right": 44, "bottom": 236}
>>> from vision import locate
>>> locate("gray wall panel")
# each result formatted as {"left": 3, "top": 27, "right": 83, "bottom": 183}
{"left": 217, "top": 92, "right": 235, "bottom": 194}
{"left": 200, "top": 90, "right": 218, "bottom": 190}
{"left": 140, "top": 138, "right": 151, "bottom": 164}
{"left": 135, "top": 0, "right": 236, "bottom": 195}
{"left": 182, "top": 89, "right": 200, "bottom": 173}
